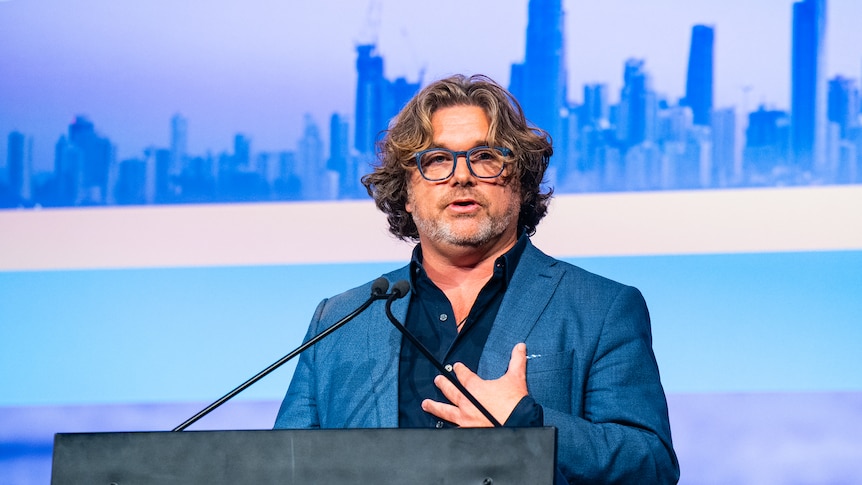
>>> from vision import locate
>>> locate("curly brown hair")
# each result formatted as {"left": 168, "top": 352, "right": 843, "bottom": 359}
{"left": 361, "top": 74, "right": 554, "bottom": 241}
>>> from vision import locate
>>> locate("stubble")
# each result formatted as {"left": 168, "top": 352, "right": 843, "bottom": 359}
{"left": 409, "top": 187, "right": 522, "bottom": 248}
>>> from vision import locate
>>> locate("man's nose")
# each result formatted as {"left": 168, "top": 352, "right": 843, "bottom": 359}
{"left": 450, "top": 154, "right": 475, "bottom": 184}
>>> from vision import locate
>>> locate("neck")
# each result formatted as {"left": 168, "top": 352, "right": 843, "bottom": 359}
{"left": 418, "top": 234, "right": 517, "bottom": 324}
{"left": 422, "top": 249, "right": 504, "bottom": 324}
{"left": 419, "top": 235, "right": 516, "bottom": 290}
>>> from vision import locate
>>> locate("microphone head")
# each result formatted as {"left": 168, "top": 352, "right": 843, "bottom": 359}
{"left": 390, "top": 280, "right": 411, "bottom": 299}
{"left": 371, "top": 277, "right": 390, "bottom": 296}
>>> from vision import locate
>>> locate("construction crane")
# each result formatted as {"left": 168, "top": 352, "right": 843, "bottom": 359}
{"left": 357, "top": 0, "right": 382, "bottom": 46}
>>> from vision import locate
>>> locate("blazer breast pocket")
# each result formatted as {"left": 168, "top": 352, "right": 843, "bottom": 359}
{"left": 525, "top": 349, "right": 574, "bottom": 412}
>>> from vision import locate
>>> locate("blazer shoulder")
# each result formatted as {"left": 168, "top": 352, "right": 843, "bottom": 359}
{"left": 316, "top": 264, "right": 411, "bottom": 321}
{"left": 523, "top": 240, "right": 642, "bottom": 300}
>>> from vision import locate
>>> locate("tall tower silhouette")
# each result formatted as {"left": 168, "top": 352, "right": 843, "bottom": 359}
{"left": 682, "top": 25, "right": 714, "bottom": 126}
{"left": 354, "top": 44, "right": 386, "bottom": 155}
{"left": 298, "top": 114, "right": 325, "bottom": 199}
{"left": 826, "top": 76, "right": 860, "bottom": 182}
{"left": 509, "top": 0, "right": 566, "bottom": 151}
{"left": 582, "top": 84, "right": 609, "bottom": 128}
{"left": 6, "top": 131, "right": 32, "bottom": 203}
{"left": 354, "top": 44, "right": 420, "bottom": 157}
{"left": 65, "top": 116, "right": 114, "bottom": 205}
{"left": 790, "top": 0, "right": 827, "bottom": 174}
{"left": 170, "top": 114, "right": 188, "bottom": 177}
{"left": 827, "top": 76, "right": 859, "bottom": 139}
{"left": 327, "top": 113, "right": 352, "bottom": 197}
{"left": 745, "top": 106, "right": 791, "bottom": 180}
{"left": 618, "top": 59, "right": 656, "bottom": 149}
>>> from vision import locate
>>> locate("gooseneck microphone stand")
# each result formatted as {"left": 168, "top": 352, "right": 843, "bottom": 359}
{"left": 172, "top": 277, "right": 391, "bottom": 432}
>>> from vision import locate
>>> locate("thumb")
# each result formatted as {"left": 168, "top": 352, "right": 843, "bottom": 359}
{"left": 507, "top": 343, "right": 528, "bottom": 377}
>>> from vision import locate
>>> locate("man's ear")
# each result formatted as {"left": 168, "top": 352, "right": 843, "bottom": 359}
{"left": 404, "top": 186, "right": 413, "bottom": 213}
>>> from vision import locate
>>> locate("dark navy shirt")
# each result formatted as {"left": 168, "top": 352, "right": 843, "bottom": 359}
{"left": 397, "top": 233, "right": 542, "bottom": 428}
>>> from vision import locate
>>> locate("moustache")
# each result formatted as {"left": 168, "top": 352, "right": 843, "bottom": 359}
{"left": 439, "top": 188, "right": 488, "bottom": 208}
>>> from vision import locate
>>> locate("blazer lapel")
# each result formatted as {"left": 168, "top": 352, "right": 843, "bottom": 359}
{"left": 479, "top": 240, "right": 563, "bottom": 377}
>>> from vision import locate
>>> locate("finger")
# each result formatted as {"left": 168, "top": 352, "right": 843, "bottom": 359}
{"left": 433, "top": 374, "right": 466, "bottom": 406}
{"left": 451, "top": 362, "right": 479, "bottom": 387}
{"left": 421, "top": 398, "right": 459, "bottom": 422}
{"left": 507, "top": 343, "right": 528, "bottom": 378}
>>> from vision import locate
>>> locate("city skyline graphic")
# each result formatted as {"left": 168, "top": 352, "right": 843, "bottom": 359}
{"left": 2, "top": 0, "right": 861, "bottom": 209}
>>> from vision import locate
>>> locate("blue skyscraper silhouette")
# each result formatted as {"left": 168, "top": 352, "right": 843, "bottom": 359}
{"left": 618, "top": 59, "right": 655, "bottom": 149}
{"left": 355, "top": 44, "right": 386, "bottom": 156}
{"left": 745, "top": 106, "right": 791, "bottom": 182}
{"left": 327, "top": 113, "right": 354, "bottom": 197}
{"left": 61, "top": 116, "right": 114, "bottom": 205}
{"left": 115, "top": 156, "right": 147, "bottom": 205}
{"left": 354, "top": 44, "right": 420, "bottom": 158}
{"left": 6, "top": 131, "right": 30, "bottom": 203}
{"left": 170, "top": 114, "right": 188, "bottom": 177}
{"left": 790, "top": 0, "right": 827, "bottom": 175}
{"left": 711, "top": 107, "right": 738, "bottom": 187}
{"left": 509, "top": 0, "right": 567, "bottom": 155}
{"left": 582, "top": 84, "right": 609, "bottom": 128}
{"left": 682, "top": 25, "right": 714, "bottom": 127}
{"left": 826, "top": 76, "right": 860, "bottom": 182}
{"left": 827, "top": 76, "right": 859, "bottom": 139}
{"left": 297, "top": 115, "right": 324, "bottom": 199}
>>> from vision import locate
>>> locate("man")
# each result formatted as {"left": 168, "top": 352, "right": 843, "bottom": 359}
{"left": 275, "top": 74, "right": 679, "bottom": 483}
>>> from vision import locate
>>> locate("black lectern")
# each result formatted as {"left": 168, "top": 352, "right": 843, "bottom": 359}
{"left": 51, "top": 427, "right": 557, "bottom": 484}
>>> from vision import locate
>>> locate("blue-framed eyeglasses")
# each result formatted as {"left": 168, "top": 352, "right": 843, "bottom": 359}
{"left": 414, "top": 145, "right": 512, "bottom": 182}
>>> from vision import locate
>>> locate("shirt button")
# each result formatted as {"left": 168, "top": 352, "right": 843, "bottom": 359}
{"left": 439, "top": 314, "right": 448, "bottom": 322}
{"left": 444, "top": 364, "right": 453, "bottom": 372}
{"left": 435, "top": 421, "right": 444, "bottom": 429}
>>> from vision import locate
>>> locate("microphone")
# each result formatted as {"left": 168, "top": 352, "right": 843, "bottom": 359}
{"left": 389, "top": 279, "right": 410, "bottom": 299}
{"left": 172, "top": 276, "right": 392, "bottom": 432}
{"left": 383, "top": 280, "right": 502, "bottom": 428}
{"left": 371, "top": 276, "right": 390, "bottom": 296}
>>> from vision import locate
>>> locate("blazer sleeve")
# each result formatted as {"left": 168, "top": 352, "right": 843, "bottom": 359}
{"left": 546, "top": 285, "right": 680, "bottom": 484}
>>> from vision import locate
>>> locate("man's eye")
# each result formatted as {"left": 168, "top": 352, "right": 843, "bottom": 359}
{"left": 471, "top": 150, "right": 496, "bottom": 161}
{"left": 424, "top": 153, "right": 450, "bottom": 164}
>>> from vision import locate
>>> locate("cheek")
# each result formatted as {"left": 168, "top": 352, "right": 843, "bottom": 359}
{"left": 405, "top": 178, "right": 430, "bottom": 215}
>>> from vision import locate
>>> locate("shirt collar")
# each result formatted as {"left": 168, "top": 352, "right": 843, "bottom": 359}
{"left": 409, "top": 231, "right": 529, "bottom": 287}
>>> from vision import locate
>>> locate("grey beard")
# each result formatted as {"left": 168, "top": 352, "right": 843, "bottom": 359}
{"left": 413, "top": 213, "right": 509, "bottom": 247}
{"left": 412, "top": 197, "right": 521, "bottom": 248}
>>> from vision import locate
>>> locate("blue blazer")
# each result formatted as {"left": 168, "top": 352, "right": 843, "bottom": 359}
{"left": 275, "top": 239, "right": 679, "bottom": 483}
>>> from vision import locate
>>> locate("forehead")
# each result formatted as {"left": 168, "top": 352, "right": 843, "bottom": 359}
{"left": 430, "top": 105, "right": 491, "bottom": 146}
